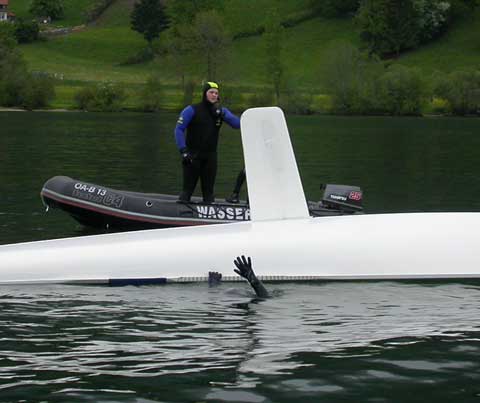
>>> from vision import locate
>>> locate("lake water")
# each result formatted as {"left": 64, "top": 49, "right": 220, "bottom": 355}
{"left": 1, "top": 111, "right": 480, "bottom": 402}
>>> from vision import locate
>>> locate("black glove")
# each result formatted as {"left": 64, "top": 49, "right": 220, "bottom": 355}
{"left": 180, "top": 147, "right": 193, "bottom": 165}
{"left": 234, "top": 255, "right": 255, "bottom": 283}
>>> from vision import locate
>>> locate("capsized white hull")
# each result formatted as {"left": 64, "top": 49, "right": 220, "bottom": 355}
{"left": 1, "top": 212, "right": 480, "bottom": 284}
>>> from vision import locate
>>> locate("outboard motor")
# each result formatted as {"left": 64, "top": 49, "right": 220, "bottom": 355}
{"left": 320, "top": 184, "right": 363, "bottom": 213}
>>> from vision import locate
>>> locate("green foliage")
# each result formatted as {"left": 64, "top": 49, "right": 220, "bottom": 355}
{"left": 22, "top": 72, "right": 56, "bottom": 109}
{"left": 309, "top": 0, "right": 359, "bottom": 18}
{"left": 182, "top": 79, "right": 196, "bottom": 106}
{"left": 29, "top": 0, "right": 65, "bottom": 20}
{"left": 264, "top": 9, "right": 285, "bottom": 103}
{"left": 0, "top": 23, "right": 17, "bottom": 50}
{"left": 320, "top": 41, "right": 374, "bottom": 113}
{"left": 321, "top": 42, "right": 425, "bottom": 115}
{"left": 0, "top": 31, "right": 54, "bottom": 109}
{"left": 414, "top": 0, "right": 451, "bottom": 42}
{"left": 244, "top": 89, "right": 274, "bottom": 108}
{"left": 14, "top": 19, "right": 40, "bottom": 44}
{"left": 432, "top": 69, "right": 480, "bottom": 115}
{"left": 74, "top": 81, "right": 126, "bottom": 111}
{"left": 131, "top": 0, "right": 169, "bottom": 45}
{"left": 191, "top": 10, "right": 231, "bottom": 80}
{"left": 140, "top": 73, "right": 163, "bottom": 111}
{"left": 376, "top": 65, "right": 425, "bottom": 115}
{"left": 357, "top": 0, "right": 420, "bottom": 56}
{"left": 166, "top": 0, "right": 222, "bottom": 26}
{"left": 279, "top": 90, "right": 314, "bottom": 114}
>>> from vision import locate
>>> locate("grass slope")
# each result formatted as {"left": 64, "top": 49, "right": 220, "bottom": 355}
{"left": 12, "top": 0, "right": 480, "bottom": 109}
{"left": 9, "top": 0, "right": 97, "bottom": 26}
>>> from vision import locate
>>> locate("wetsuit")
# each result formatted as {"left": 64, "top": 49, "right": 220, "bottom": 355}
{"left": 175, "top": 101, "right": 240, "bottom": 203}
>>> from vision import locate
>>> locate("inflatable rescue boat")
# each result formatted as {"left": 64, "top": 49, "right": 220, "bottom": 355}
{"left": 40, "top": 176, "right": 363, "bottom": 230}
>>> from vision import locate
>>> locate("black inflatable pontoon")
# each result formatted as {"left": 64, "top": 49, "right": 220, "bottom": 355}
{"left": 40, "top": 176, "right": 363, "bottom": 230}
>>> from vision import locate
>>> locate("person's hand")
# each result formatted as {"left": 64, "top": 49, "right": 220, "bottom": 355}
{"left": 234, "top": 255, "right": 254, "bottom": 282}
{"left": 180, "top": 148, "right": 193, "bottom": 165}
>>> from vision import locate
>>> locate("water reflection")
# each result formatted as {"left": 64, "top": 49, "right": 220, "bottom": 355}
{"left": 1, "top": 282, "right": 479, "bottom": 398}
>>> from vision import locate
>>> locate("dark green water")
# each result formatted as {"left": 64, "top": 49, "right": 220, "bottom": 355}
{"left": 1, "top": 112, "right": 480, "bottom": 402}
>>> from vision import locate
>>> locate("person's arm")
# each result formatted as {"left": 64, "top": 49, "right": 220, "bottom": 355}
{"left": 222, "top": 107, "right": 241, "bottom": 129}
{"left": 234, "top": 255, "right": 269, "bottom": 298}
{"left": 174, "top": 106, "right": 195, "bottom": 150}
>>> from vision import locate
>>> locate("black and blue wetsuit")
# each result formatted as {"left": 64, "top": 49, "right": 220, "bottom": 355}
{"left": 174, "top": 101, "right": 240, "bottom": 203}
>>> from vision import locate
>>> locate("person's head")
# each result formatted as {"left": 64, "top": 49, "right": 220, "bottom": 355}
{"left": 202, "top": 81, "right": 219, "bottom": 104}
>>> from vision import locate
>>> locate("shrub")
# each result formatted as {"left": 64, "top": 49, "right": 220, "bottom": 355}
{"left": 433, "top": 70, "right": 480, "bottom": 115}
{"left": 29, "top": 0, "right": 64, "bottom": 20}
{"left": 14, "top": 19, "right": 40, "bottom": 44}
{"left": 430, "top": 97, "right": 449, "bottom": 114}
{"left": 74, "top": 82, "right": 126, "bottom": 111}
{"left": 141, "top": 74, "right": 163, "bottom": 112}
{"left": 376, "top": 65, "right": 426, "bottom": 115}
{"left": 21, "top": 73, "right": 55, "bottom": 109}
{"left": 244, "top": 89, "right": 274, "bottom": 108}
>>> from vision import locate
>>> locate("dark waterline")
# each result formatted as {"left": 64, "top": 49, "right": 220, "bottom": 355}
{"left": 1, "top": 112, "right": 480, "bottom": 402}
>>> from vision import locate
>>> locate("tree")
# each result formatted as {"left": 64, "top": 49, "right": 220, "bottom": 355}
{"left": 433, "top": 70, "right": 480, "bottom": 115}
{"left": 131, "top": 0, "right": 169, "bottom": 46}
{"left": 191, "top": 10, "right": 230, "bottom": 80}
{"left": 357, "top": 0, "right": 420, "bottom": 57}
{"left": 29, "top": 0, "right": 64, "bottom": 20}
{"left": 166, "top": 0, "right": 222, "bottom": 26}
{"left": 264, "top": 10, "right": 285, "bottom": 103}
{"left": 14, "top": 19, "right": 40, "bottom": 43}
{"left": 165, "top": 24, "right": 196, "bottom": 89}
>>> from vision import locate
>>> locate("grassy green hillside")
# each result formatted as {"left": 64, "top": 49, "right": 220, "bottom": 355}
{"left": 10, "top": 0, "right": 480, "bottom": 110}
{"left": 10, "top": 0, "right": 97, "bottom": 26}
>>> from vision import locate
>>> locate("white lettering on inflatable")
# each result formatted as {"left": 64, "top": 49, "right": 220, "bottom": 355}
{"left": 197, "top": 206, "right": 209, "bottom": 218}
{"left": 195, "top": 205, "right": 251, "bottom": 221}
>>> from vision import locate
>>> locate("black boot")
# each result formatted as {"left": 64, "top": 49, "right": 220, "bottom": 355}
{"left": 226, "top": 192, "right": 240, "bottom": 203}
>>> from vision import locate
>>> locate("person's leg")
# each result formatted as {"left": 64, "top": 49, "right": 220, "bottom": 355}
{"left": 200, "top": 153, "right": 217, "bottom": 203}
{"left": 179, "top": 159, "right": 201, "bottom": 202}
{"left": 227, "top": 168, "right": 246, "bottom": 203}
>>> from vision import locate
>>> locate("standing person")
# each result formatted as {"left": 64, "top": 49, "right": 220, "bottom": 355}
{"left": 174, "top": 81, "right": 241, "bottom": 203}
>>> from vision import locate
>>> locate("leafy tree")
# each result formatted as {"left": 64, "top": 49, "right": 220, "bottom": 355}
{"left": 264, "top": 10, "right": 284, "bottom": 103}
{"left": 414, "top": 0, "right": 451, "bottom": 42}
{"left": 191, "top": 10, "right": 230, "bottom": 80}
{"left": 165, "top": 24, "right": 197, "bottom": 88}
{"left": 320, "top": 41, "right": 372, "bottom": 113}
{"left": 166, "top": 0, "right": 223, "bottom": 26}
{"left": 131, "top": 0, "right": 169, "bottom": 46}
{"left": 433, "top": 70, "right": 480, "bottom": 115}
{"left": 14, "top": 18, "right": 40, "bottom": 43}
{"left": 0, "top": 32, "right": 54, "bottom": 109}
{"left": 377, "top": 65, "right": 425, "bottom": 115}
{"left": 357, "top": 0, "right": 420, "bottom": 57}
{"left": 74, "top": 82, "right": 126, "bottom": 112}
{"left": 29, "top": 0, "right": 64, "bottom": 20}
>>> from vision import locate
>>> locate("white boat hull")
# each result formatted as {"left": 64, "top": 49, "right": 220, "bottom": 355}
{"left": 1, "top": 212, "right": 479, "bottom": 284}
